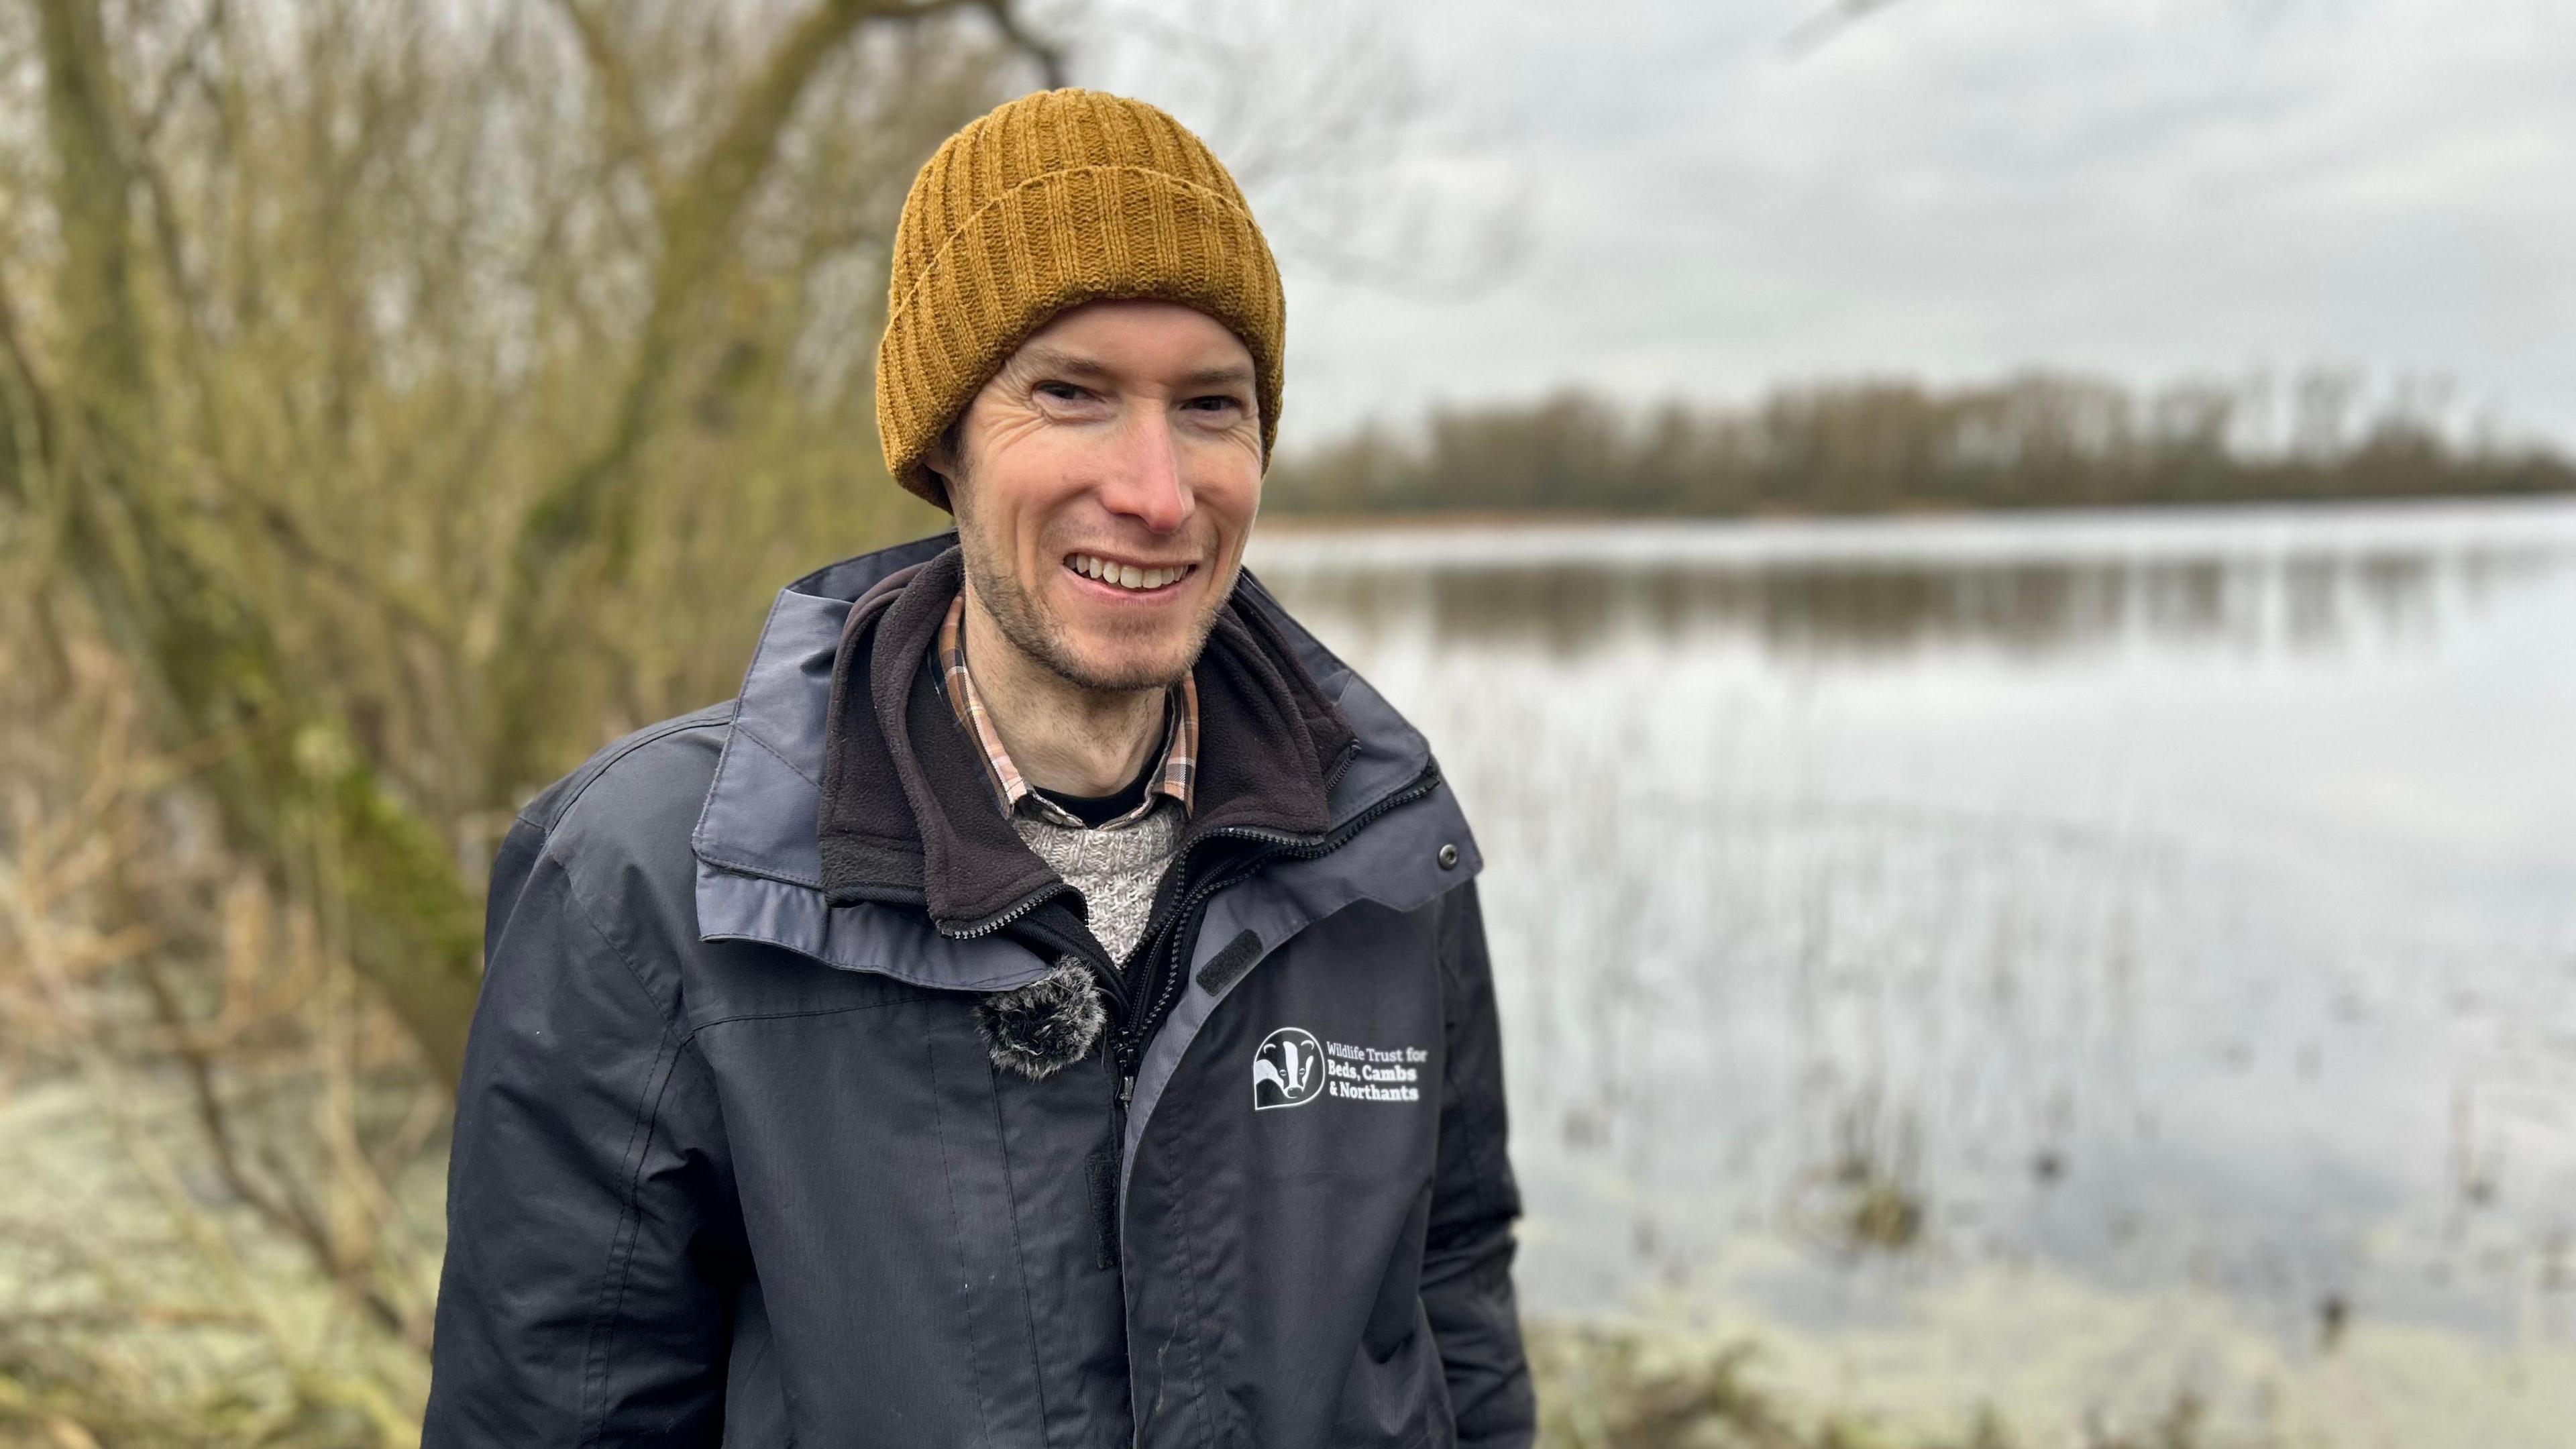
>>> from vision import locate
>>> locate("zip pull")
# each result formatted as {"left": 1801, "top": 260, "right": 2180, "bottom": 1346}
{"left": 1119, "top": 1073, "right": 1136, "bottom": 1104}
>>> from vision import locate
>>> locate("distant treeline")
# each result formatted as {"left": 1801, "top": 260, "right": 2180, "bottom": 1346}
{"left": 1264, "top": 372, "right": 2576, "bottom": 515}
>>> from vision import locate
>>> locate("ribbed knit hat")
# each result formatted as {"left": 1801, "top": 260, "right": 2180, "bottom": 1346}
{"left": 875, "top": 89, "right": 1286, "bottom": 508}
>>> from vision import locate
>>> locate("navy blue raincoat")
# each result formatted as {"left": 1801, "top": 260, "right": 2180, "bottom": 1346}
{"left": 425, "top": 536, "right": 1531, "bottom": 1448}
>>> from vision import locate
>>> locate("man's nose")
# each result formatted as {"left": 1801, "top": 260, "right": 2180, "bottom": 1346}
{"left": 1095, "top": 407, "right": 1191, "bottom": 534}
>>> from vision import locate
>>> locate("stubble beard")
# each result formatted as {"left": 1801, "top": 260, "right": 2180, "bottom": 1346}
{"left": 957, "top": 524, "right": 1230, "bottom": 695}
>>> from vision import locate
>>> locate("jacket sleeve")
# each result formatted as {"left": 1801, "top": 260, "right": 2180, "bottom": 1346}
{"left": 423, "top": 816, "right": 744, "bottom": 1446}
{"left": 1424, "top": 877, "right": 1536, "bottom": 1447}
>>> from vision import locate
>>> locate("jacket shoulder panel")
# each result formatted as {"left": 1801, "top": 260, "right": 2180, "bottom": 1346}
{"left": 517, "top": 701, "right": 735, "bottom": 838}
{"left": 504, "top": 706, "right": 734, "bottom": 1017}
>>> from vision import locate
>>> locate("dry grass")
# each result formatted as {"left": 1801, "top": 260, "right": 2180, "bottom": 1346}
{"left": 1530, "top": 1324, "right": 2263, "bottom": 1449}
{"left": 0, "top": 637, "right": 438, "bottom": 1444}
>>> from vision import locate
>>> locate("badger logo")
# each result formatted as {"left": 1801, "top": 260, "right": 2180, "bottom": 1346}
{"left": 1253, "top": 1026, "right": 1326, "bottom": 1110}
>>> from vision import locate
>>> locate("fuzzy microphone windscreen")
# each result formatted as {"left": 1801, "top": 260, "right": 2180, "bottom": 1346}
{"left": 973, "top": 958, "right": 1109, "bottom": 1080}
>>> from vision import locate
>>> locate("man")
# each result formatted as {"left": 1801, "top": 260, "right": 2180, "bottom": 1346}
{"left": 425, "top": 89, "right": 1530, "bottom": 1448}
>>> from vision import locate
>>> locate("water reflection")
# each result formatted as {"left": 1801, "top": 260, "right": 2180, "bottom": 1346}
{"left": 1258, "top": 542, "right": 2561, "bottom": 661}
{"left": 1250, "top": 502, "right": 2576, "bottom": 1395}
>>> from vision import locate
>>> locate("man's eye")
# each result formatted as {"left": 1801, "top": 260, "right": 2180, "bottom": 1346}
{"left": 1187, "top": 395, "right": 1243, "bottom": 413}
{"left": 1037, "top": 381, "right": 1087, "bottom": 402}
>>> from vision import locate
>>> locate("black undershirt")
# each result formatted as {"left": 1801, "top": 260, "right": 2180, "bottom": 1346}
{"left": 1029, "top": 746, "right": 1160, "bottom": 827}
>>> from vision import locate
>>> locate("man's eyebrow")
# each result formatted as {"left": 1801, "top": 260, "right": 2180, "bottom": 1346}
{"left": 1176, "top": 364, "right": 1256, "bottom": 390}
{"left": 1016, "top": 345, "right": 1115, "bottom": 380}
{"left": 1014, "top": 345, "right": 1254, "bottom": 391}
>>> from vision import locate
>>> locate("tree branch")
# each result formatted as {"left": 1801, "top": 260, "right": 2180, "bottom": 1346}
{"left": 1782, "top": 0, "right": 1917, "bottom": 58}
{"left": 136, "top": 0, "right": 227, "bottom": 146}
{"left": 977, "top": 0, "right": 1065, "bottom": 88}
{"left": 549, "top": 0, "right": 670, "bottom": 198}
{"left": 32, "top": 0, "right": 488, "bottom": 1086}
{"left": 483, "top": 0, "right": 1004, "bottom": 798}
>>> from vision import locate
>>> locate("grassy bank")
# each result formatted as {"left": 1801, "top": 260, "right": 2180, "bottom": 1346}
{"left": 0, "top": 1311, "right": 2237, "bottom": 1449}
{"left": 1532, "top": 1324, "right": 2232, "bottom": 1449}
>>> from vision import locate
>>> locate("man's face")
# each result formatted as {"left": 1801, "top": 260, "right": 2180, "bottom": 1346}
{"left": 931, "top": 299, "right": 1265, "bottom": 693}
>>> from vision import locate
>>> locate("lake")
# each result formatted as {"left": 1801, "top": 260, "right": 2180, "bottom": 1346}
{"left": 1249, "top": 498, "right": 2576, "bottom": 1446}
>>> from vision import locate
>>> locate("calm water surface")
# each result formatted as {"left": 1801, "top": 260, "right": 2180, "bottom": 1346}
{"left": 1250, "top": 499, "right": 2576, "bottom": 1441}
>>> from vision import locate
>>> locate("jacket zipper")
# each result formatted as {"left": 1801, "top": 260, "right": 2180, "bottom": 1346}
{"left": 1092, "top": 759, "right": 1440, "bottom": 1448}
{"left": 938, "top": 880, "right": 1075, "bottom": 941}
{"left": 1108, "top": 760, "right": 1444, "bottom": 1104}
{"left": 926, "top": 758, "right": 1444, "bottom": 1098}
{"left": 935, "top": 759, "right": 1444, "bottom": 1194}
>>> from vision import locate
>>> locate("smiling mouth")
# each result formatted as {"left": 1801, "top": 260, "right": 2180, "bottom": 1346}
{"left": 1065, "top": 553, "right": 1197, "bottom": 593}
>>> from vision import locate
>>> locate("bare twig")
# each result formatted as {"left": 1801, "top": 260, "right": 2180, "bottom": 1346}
{"left": 1782, "top": 0, "right": 1919, "bottom": 58}
{"left": 549, "top": 0, "right": 672, "bottom": 197}
{"left": 977, "top": 0, "right": 1066, "bottom": 87}
{"left": 136, "top": 0, "right": 228, "bottom": 146}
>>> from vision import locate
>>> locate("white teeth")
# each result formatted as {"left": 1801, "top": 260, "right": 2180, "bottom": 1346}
{"left": 1067, "top": 555, "right": 1192, "bottom": 590}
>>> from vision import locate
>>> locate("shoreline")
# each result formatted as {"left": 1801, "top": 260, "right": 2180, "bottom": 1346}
{"left": 1252, "top": 488, "right": 2576, "bottom": 533}
{"left": 1244, "top": 492, "right": 2576, "bottom": 568}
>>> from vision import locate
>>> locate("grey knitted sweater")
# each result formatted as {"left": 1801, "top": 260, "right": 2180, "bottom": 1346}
{"left": 1011, "top": 797, "right": 1185, "bottom": 965}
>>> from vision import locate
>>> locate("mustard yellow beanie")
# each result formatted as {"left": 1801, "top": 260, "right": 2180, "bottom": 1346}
{"left": 875, "top": 89, "right": 1287, "bottom": 508}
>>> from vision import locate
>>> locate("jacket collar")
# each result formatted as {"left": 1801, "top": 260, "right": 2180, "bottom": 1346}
{"left": 813, "top": 545, "right": 1356, "bottom": 932}
{"left": 692, "top": 533, "right": 1417, "bottom": 991}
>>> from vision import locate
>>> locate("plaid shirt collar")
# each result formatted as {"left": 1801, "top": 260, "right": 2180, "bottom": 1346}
{"left": 936, "top": 592, "right": 1197, "bottom": 830}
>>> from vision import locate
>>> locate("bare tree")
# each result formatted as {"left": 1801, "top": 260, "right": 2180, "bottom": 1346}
{"left": 3, "top": 0, "right": 1060, "bottom": 1085}
{"left": 0, "top": 3, "right": 1054, "bottom": 1434}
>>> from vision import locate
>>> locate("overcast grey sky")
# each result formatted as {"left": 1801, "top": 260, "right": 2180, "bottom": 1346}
{"left": 1083, "top": 0, "right": 2576, "bottom": 453}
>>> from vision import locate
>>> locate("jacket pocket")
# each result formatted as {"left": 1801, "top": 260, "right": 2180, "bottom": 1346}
{"left": 1332, "top": 1182, "right": 1452, "bottom": 1448}
{"left": 1330, "top": 1295, "right": 1456, "bottom": 1449}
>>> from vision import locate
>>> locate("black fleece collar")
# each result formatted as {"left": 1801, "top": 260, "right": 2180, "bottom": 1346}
{"left": 815, "top": 546, "right": 1356, "bottom": 932}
